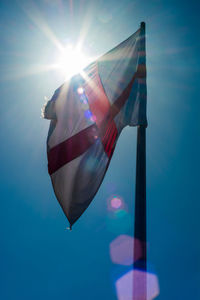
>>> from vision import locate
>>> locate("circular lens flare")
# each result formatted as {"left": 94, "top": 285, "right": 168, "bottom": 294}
{"left": 111, "top": 197, "right": 123, "bottom": 209}
{"left": 77, "top": 87, "right": 84, "bottom": 94}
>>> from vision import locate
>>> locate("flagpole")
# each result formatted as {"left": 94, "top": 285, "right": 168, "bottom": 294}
{"left": 133, "top": 21, "right": 147, "bottom": 299}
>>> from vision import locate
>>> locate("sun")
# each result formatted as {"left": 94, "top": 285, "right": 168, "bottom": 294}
{"left": 54, "top": 44, "right": 92, "bottom": 79}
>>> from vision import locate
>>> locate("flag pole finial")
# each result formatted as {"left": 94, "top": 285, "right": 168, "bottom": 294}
{"left": 140, "top": 22, "right": 145, "bottom": 29}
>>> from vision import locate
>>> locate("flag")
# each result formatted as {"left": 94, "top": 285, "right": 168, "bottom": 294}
{"left": 43, "top": 25, "right": 147, "bottom": 228}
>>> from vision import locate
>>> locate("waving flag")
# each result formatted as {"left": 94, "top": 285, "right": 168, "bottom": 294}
{"left": 43, "top": 25, "right": 147, "bottom": 228}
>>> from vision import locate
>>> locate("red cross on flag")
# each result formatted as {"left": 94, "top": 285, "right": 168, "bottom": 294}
{"left": 43, "top": 25, "right": 147, "bottom": 228}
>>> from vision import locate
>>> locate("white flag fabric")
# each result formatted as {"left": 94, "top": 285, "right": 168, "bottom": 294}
{"left": 44, "top": 26, "right": 147, "bottom": 227}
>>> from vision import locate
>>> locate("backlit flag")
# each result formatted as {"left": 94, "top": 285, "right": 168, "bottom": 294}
{"left": 43, "top": 25, "right": 147, "bottom": 228}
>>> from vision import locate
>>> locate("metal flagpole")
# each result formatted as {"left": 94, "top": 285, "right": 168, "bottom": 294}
{"left": 133, "top": 22, "right": 147, "bottom": 299}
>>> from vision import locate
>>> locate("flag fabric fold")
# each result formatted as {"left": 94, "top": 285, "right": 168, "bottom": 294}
{"left": 44, "top": 25, "right": 147, "bottom": 227}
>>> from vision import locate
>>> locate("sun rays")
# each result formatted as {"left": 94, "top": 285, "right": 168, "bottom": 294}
{"left": 3, "top": 0, "right": 129, "bottom": 82}
{"left": 53, "top": 44, "right": 92, "bottom": 80}
{"left": 2, "top": 0, "right": 95, "bottom": 82}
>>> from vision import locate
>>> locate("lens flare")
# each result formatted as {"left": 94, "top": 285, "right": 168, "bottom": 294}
{"left": 106, "top": 210, "right": 131, "bottom": 234}
{"left": 110, "top": 235, "right": 143, "bottom": 266}
{"left": 89, "top": 115, "right": 96, "bottom": 122}
{"left": 116, "top": 269, "right": 160, "bottom": 300}
{"left": 77, "top": 87, "right": 84, "bottom": 94}
{"left": 107, "top": 195, "right": 125, "bottom": 211}
{"left": 111, "top": 197, "right": 123, "bottom": 209}
{"left": 84, "top": 110, "right": 93, "bottom": 119}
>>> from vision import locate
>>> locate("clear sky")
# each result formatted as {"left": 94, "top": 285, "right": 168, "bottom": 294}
{"left": 0, "top": 0, "right": 199, "bottom": 299}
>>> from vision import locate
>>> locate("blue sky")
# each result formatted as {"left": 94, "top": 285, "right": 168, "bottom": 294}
{"left": 0, "top": 0, "right": 199, "bottom": 299}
